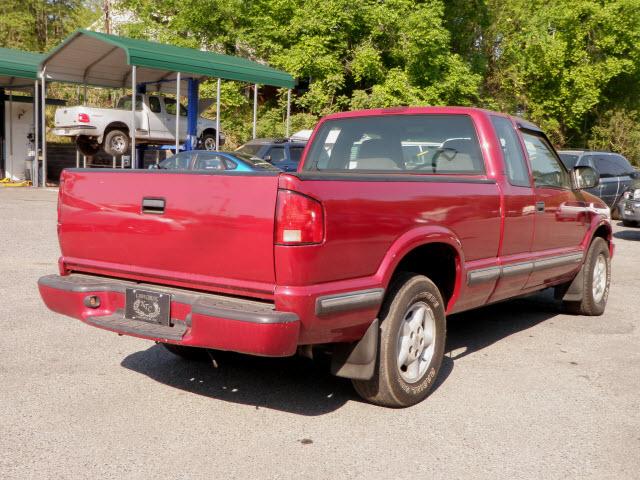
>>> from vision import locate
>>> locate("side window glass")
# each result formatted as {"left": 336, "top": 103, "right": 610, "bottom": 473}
{"left": 269, "top": 147, "right": 286, "bottom": 162}
{"left": 491, "top": 116, "right": 530, "bottom": 187}
{"left": 522, "top": 132, "right": 570, "bottom": 189}
{"left": 194, "top": 154, "right": 224, "bottom": 171}
{"left": 165, "top": 98, "right": 187, "bottom": 117}
{"left": 148, "top": 97, "right": 162, "bottom": 113}
{"left": 289, "top": 146, "right": 304, "bottom": 162}
{"left": 597, "top": 155, "right": 633, "bottom": 177}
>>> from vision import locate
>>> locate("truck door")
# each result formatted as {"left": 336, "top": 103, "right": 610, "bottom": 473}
{"left": 147, "top": 96, "right": 169, "bottom": 140}
{"left": 520, "top": 131, "right": 588, "bottom": 288}
{"left": 488, "top": 116, "right": 536, "bottom": 303}
{"left": 163, "top": 98, "right": 188, "bottom": 143}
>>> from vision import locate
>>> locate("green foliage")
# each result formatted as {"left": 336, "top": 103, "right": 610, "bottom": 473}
{"left": 2, "top": 0, "right": 640, "bottom": 154}
{"left": 0, "top": 1, "right": 100, "bottom": 52}
{"left": 589, "top": 109, "right": 640, "bottom": 166}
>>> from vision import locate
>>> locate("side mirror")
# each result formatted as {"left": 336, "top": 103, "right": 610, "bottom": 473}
{"left": 573, "top": 166, "right": 599, "bottom": 189}
{"left": 263, "top": 155, "right": 272, "bottom": 162}
{"left": 148, "top": 164, "right": 159, "bottom": 170}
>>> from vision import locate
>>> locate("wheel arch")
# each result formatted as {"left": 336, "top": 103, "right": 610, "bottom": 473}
{"left": 377, "top": 227, "right": 464, "bottom": 311}
{"left": 102, "top": 122, "right": 129, "bottom": 143}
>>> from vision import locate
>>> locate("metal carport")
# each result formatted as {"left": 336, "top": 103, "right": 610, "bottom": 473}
{"left": 40, "top": 29, "right": 295, "bottom": 184}
{"left": 0, "top": 47, "right": 45, "bottom": 182}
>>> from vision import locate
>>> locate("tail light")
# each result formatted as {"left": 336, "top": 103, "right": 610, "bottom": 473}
{"left": 275, "top": 190, "right": 324, "bottom": 245}
{"left": 77, "top": 113, "right": 90, "bottom": 123}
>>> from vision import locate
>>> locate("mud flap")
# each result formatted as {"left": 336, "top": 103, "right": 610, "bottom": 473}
{"left": 555, "top": 267, "right": 584, "bottom": 302}
{"left": 331, "top": 319, "right": 378, "bottom": 380}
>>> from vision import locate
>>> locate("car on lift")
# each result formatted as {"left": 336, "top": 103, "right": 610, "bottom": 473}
{"left": 150, "top": 150, "right": 279, "bottom": 172}
{"left": 53, "top": 94, "right": 224, "bottom": 157}
{"left": 235, "top": 138, "right": 306, "bottom": 172}
{"left": 558, "top": 150, "right": 638, "bottom": 216}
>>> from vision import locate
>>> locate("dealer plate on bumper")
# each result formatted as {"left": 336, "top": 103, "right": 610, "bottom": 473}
{"left": 125, "top": 288, "right": 171, "bottom": 326}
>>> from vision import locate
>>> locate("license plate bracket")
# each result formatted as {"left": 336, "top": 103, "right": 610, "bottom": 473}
{"left": 125, "top": 288, "right": 171, "bottom": 326}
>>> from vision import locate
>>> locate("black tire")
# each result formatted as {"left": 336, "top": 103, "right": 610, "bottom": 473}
{"left": 352, "top": 273, "right": 446, "bottom": 408}
{"left": 622, "top": 219, "right": 637, "bottom": 227}
{"left": 563, "top": 237, "right": 611, "bottom": 316}
{"left": 198, "top": 132, "right": 217, "bottom": 151}
{"left": 162, "top": 343, "right": 208, "bottom": 361}
{"left": 610, "top": 206, "right": 621, "bottom": 221}
{"left": 75, "top": 136, "right": 100, "bottom": 156}
{"left": 103, "top": 129, "right": 130, "bottom": 156}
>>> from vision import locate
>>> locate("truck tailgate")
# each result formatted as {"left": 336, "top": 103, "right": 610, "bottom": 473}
{"left": 58, "top": 169, "right": 280, "bottom": 298}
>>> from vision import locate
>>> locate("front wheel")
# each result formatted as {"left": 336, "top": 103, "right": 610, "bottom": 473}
{"left": 563, "top": 237, "right": 611, "bottom": 316}
{"left": 352, "top": 273, "right": 446, "bottom": 407}
{"left": 622, "top": 219, "right": 637, "bottom": 227}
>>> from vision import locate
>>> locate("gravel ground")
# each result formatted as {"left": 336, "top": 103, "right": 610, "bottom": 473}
{"left": 0, "top": 187, "right": 638, "bottom": 480}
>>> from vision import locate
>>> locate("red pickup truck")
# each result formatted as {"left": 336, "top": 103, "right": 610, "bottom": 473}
{"left": 39, "top": 107, "right": 613, "bottom": 407}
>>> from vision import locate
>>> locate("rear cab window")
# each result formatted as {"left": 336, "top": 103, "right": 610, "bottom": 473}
{"left": 491, "top": 116, "right": 530, "bottom": 187}
{"left": 303, "top": 114, "right": 485, "bottom": 174}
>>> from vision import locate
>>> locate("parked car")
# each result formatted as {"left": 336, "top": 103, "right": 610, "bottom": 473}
{"left": 618, "top": 178, "right": 640, "bottom": 227}
{"left": 54, "top": 94, "right": 224, "bottom": 157}
{"left": 558, "top": 150, "right": 638, "bottom": 216}
{"left": 39, "top": 107, "right": 613, "bottom": 407}
{"left": 236, "top": 138, "right": 306, "bottom": 172}
{"left": 150, "top": 150, "right": 278, "bottom": 172}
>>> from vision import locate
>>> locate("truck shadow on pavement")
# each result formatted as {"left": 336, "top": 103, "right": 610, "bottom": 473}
{"left": 121, "top": 291, "right": 560, "bottom": 415}
{"left": 613, "top": 229, "right": 640, "bottom": 241}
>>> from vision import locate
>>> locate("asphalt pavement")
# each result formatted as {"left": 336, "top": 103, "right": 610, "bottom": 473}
{"left": 1, "top": 187, "right": 638, "bottom": 479}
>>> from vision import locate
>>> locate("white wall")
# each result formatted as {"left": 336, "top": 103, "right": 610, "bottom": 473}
{"left": 3, "top": 100, "right": 34, "bottom": 181}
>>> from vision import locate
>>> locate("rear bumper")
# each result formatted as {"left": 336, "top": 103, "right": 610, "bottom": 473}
{"left": 38, "top": 274, "right": 300, "bottom": 357}
{"left": 53, "top": 126, "right": 97, "bottom": 137}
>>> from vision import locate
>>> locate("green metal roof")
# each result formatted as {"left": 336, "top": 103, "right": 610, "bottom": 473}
{"left": 0, "top": 47, "right": 45, "bottom": 87}
{"left": 43, "top": 29, "right": 295, "bottom": 89}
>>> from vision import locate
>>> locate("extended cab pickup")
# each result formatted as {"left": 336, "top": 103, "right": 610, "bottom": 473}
{"left": 54, "top": 94, "right": 223, "bottom": 157}
{"left": 39, "top": 107, "right": 613, "bottom": 407}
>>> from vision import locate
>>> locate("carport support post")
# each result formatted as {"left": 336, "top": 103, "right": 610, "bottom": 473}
{"left": 41, "top": 68, "right": 47, "bottom": 187}
{"left": 175, "top": 72, "right": 181, "bottom": 152}
{"left": 252, "top": 84, "right": 258, "bottom": 139}
{"left": 286, "top": 89, "right": 291, "bottom": 138}
{"left": 215, "top": 78, "right": 221, "bottom": 150}
{"left": 130, "top": 66, "right": 137, "bottom": 168}
{"left": 33, "top": 82, "right": 38, "bottom": 185}
{"left": 186, "top": 78, "right": 199, "bottom": 151}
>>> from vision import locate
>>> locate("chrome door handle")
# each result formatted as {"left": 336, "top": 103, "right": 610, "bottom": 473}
{"left": 535, "top": 201, "right": 545, "bottom": 213}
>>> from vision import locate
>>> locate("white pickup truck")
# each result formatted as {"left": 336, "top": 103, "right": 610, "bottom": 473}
{"left": 54, "top": 94, "right": 224, "bottom": 156}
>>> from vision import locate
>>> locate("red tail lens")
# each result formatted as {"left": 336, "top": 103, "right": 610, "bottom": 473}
{"left": 275, "top": 190, "right": 324, "bottom": 245}
{"left": 77, "top": 113, "right": 90, "bottom": 123}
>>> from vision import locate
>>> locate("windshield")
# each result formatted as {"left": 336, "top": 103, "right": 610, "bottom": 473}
{"left": 303, "top": 114, "right": 485, "bottom": 174}
{"left": 236, "top": 144, "right": 262, "bottom": 156}
{"left": 558, "top": 154, "right": 579, "bottom": 169}
{"left": 230, "top": 152, "right": 280, "bottom": 171}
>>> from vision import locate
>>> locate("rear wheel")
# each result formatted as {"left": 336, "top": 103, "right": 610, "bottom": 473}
{"left": 563, "top": 237, "right": 611, "bottom": 316}
{"left": 198, "top": 132, "right": 216, "bottom": 151}
{"left": 352, "top": 273, "right": 446, "bottom": 408}
{"left": 103, "top": 129, "right": 130, "bottom": 156}
{"left": 75, "top": 136, "right": 100, "bottom": 156}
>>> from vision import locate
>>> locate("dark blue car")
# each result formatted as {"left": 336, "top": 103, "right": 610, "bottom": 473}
{"left": 558, "top": 150, "right": 638, "bottom": 216}
{"left": 235, "top": 138, "right": 306, "bottom": 172}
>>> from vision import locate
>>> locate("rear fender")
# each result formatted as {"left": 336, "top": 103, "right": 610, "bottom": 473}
{"left": 374, "top": 225, "right": 465, "bottom": 307}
